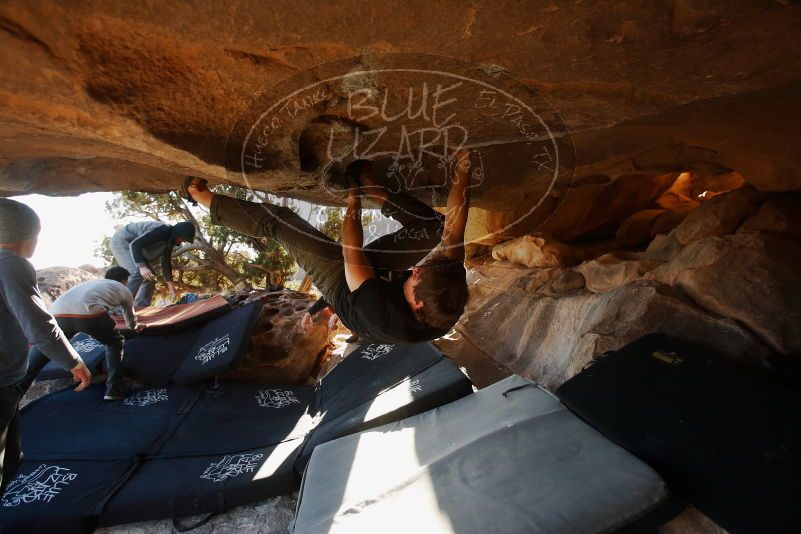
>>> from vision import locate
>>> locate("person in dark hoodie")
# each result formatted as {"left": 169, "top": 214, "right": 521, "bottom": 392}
{"left": 0, "top": 199, "right": 92, "bottom": 491}
{"left": 109, "top": 221, "right": 196, "bottom": 306}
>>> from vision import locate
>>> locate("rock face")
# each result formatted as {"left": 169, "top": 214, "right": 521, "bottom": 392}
{"left": 1, "top": 2, "right": 800, "bottom": 225}
{"left": 446, "top": 188, "right": 800, "bottom": 392}
{"left": 223, "top": 290, "right": 333, "bottom": 384}
{"left": 491, "top": 233, "right": 577, "bottom": 268}
{"left": 646, "top": 231, "right": 801, "bottom": 355}
{"left": 36, "top": 266, "right": 98, "bottom": 306}
{"left": 672, "top": 185, "right": 762, "bottom": 245}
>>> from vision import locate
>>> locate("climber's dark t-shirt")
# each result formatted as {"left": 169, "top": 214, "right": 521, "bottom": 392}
{"left": 332, "top": 270, "right": 450, "bottom": 344}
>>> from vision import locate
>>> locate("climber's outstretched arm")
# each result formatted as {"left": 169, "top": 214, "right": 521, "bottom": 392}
{"left": 342, "top": 186, "right": 376, "bottom": 291}
{"left": 440, "top": 149, "right": 472, "bottom": 262}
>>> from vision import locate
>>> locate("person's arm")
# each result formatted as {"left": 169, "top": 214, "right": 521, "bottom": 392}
{"left": 342, "top": 186, "right": 376, "bottom": 291}
{"left": 118, "top": 285, "right": 141, "bottom": 331}
{"left": 440, "top": 149, "right": 472, "bottom": 262}
{"left": 0, "top": 258, "right": 91, "bottom": 390}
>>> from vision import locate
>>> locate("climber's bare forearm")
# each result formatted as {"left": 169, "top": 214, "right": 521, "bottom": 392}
{"left": 343, "top": 196, "right": 376, "bottom": 290}
{"left": 441, "top": 150, "right": 471, "bottom": 261}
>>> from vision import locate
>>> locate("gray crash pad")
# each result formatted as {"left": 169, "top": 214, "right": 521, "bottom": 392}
{"left": 294, "top": 375, "right": 672, "bottom": 534}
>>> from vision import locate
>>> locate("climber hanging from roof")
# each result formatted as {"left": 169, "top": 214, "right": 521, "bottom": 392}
{"left": 109, "top": 220, "right": 197, "bottom": 307}
{"left": 184, "top": 149, "right": 473, "bottom": 344}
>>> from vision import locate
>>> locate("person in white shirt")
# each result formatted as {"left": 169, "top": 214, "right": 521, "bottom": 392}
{"left": 24, "top": 267, "right": 144, "bottom": 400}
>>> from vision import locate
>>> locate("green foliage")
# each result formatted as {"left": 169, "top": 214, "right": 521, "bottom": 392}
{"left": 94, "top": 235, "right": 115, "bottom": 268}
{"left": 316, "top": 206, "right": 374, "bottom": 242}
{"left": 318, "top": 206, "right": 345, "bottom": 241}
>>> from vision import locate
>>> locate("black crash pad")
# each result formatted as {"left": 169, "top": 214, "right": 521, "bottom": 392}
{"left": 293, "top": 375, "right": 674, "bottom": 534}
{"left": 157, "top": 383, "right": 316, "bottom": 456}
{"left": 10, "top": 342, "right": 473, "bottom": 530}
{"left": 121, "top": 327, "right": 200, "bottom": 386}
{"left": 0, "top": 458, "right": 136, "bottom": 534}
{"left": 21, "top": 383, "right": 197, "bottom": 459}
{"left": 122, "top": 301, "right": 262, "bottom": 386}
{"left": 99, "top": 440, "right": 305, "bottom": 527}
{"left": 35, "top": 333, "right": 107, "bottom": 381}
{"left": 171, "top": 301, "right": 262, "bottom": 385}
{"left": 556, "top": 334, "right": 801, "bottom": 534}
{"left": 298, "top": 347, "right": 474, "bottom": 470}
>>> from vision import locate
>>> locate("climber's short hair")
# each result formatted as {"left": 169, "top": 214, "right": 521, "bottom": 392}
{"left": 412, "top": 251, "right": 469, "bottom": 331}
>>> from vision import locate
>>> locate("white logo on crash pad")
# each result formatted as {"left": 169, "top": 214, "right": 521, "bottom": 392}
{"left": 409, "top": 379, "right": 422, "bottom": 393}
{"left": 71, "top": 337, "right": 103, "bottom": 354}
{"left": 255, "top": 389, "right": 300, "bottom": 409}
{"left": 361, "top": 344, "right": 393, "bottom": 361}
{"left": 124, "top": 389, "right": 168, "bottom": 407}
{"left": 2, "top": 464, "right": 77, "bottom": 507}
{"left": 195, "top": 334, "right": 231, "bottom": 365}
{"left": 200, "top": 454, "right": 264, "bottom": 483}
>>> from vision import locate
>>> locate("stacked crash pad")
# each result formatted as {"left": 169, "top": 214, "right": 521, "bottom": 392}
{"left": 33, "top": 297, "right": 241, "bottom": 384}
{"left": 556, "top": 334, "right": 801, "bottom": 533}
{"left": 35, "top": 332, "right": 108, "bottom": 381}
{"left": 293, "top": 375, "right": 674, "bottom": 534}
{"left": 2, "top": 342, "right": 472, "bottom": 532}
{"left": 121, "top": 300, "right": 262, "bottom": 386}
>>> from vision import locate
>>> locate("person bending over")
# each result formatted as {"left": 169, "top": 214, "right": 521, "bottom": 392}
{"left": 0, "top": 199, "right": 91, "bottom": 492}
{"left": 109, "top": 220, "right": 196, "bottom": 306}
{"left": 24, "top": 266, "right": 145, "bottom": 401}
{"left": 186, "top": 149, "right": 472, "bottom": 343}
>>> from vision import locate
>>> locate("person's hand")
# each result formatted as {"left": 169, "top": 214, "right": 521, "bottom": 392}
{"left": 327, "top": 313, "right": 340, "bottom": 331}
{"left": 139, "top": 266, "right": 154, "bottom": 280}
{"left": 299, "top": 312, "right": 313, "bottom": 331}
{"left": 166, "top": 281, "right": 176, "bottom": 299}
{"left": 71, "top": 361, "right": 91, "bottom": 392}
{"left": 187, "top": 182, "right": 214, "bottom": 207}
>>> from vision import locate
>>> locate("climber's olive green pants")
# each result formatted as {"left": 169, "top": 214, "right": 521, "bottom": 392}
{"left": 209, "top": 193, "right": 444, "bottom": 300}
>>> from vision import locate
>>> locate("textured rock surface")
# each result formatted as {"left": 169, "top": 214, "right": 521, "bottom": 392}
{"left": 458, "top": 279, "right": 770, "bottom": 389}
{"left": 575, "top": 252, "right": 660, "bottom": 293}
{"left": 673, "top": 185, "right": 762, "bottom": 244}
{"left": 35, "top": 266, "right": 98, "bottom": 305}
{"left": 646, "top": 231, "right": 801, "bottom": 355}
{"left": 443, "top": 190, "right": 801, "bottom": 396}
{"left": 491, "top": 233, "right": 577, "bottom": 268}
{"left": 1, "top": 2, "right": 800, "bottom": 224}
{"left": 738, "top": 194, "right": 801, "bottom": 240}
{"left": 223, "top": 290, "right": 333, "bottom": 384}
{"left": 615, "top": 208, "right": 666, "bottom": 246}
